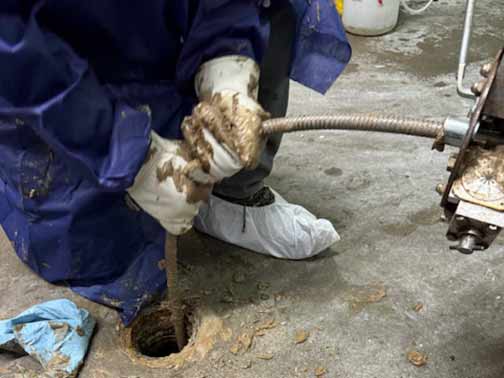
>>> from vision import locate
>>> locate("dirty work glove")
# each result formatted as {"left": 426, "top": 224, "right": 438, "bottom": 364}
{"left": 182, "top": 55, "right": 270, "bottom": 182}
{"left": 127, "top": 131, "right": 213, "bottom": 235}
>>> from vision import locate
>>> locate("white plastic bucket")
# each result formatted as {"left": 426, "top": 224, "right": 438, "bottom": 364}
{"left": 343, "top": 0, "right": 400, "bottom": 36}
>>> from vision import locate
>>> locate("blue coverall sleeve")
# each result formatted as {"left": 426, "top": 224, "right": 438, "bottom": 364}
{"left": 0, "top": 3, "right": 151, "bottom": 191}
{"left": 176, "top": 0, "right": 268, "bottom": 94}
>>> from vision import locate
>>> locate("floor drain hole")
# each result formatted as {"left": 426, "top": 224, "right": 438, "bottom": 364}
{"left": 130, "top": 307, "right": 191, "bottom": 358}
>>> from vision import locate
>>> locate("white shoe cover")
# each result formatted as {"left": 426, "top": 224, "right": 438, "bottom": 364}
{"left": 194, "top": 189, "right": 340, "bottom": 260}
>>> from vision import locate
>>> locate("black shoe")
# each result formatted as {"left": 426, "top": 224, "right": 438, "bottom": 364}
{"left": 214, "top": 187, "right": 275, "bottom": 207}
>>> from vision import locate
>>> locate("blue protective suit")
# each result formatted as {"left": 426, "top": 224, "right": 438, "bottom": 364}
{"left": 0, "top": 0, "right": 351, "bottom": 324}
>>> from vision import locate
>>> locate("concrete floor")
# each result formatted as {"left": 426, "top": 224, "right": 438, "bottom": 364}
{"left": 2, "top": 1, "right": 504, "bottom": 377}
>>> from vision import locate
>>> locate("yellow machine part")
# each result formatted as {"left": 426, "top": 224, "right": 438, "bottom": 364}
{"left": 334, "top": 0, "right": 344, "bottom": 15}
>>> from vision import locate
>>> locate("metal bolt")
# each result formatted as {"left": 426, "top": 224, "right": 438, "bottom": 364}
{"left": 471, "top": 80, "right": 486, "bottom": 96}
{"left": 480, "top": 63, "right": 493, "bottom": 77}
{"left": 489, "top": 224, "right": 498, "bottom": 231}
{"left": 435, "top": 183, "right": 446, "bottom": 195}
{"left": 447, "top": 153, "right": 458, "bottom": 171}
{"left": 450, "top": 234, "right": 483, "bottom": 255}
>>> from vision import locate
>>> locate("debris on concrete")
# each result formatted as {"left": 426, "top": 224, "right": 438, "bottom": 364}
{"left": 229, "top": 343, "right": 241, "bottom": 355}
{"left": 238, "top": 331, "right": 254, "bottom": 351}
{"left": 346, "top": 284, "right": 387, "bottom": 313}
{"left": 229, "top": 318, "right": 278, "bottom": 356}
{"left": 413, "top": 303, "right": 424, "bottom": 312}
{"left": 255, "top": 329, "right": 266, "bottom": 337}
{"left": 365, "top": 286, "right": 387, "bottom": 303}
{"left": 315, "top": 367, "right": 327, "bottom": 376}
{"left": 254, "top": 318, "right": 277, "bottom": 334}
{"left": 407, "top": 351, "right": 428, "bottom": 367}
{"left": 294, "top": 329, "right": 310, "bottom": 344}
{"left": 229, "top": 330, "right": 254, "bottom": 355}
{"left": 255, "top": 353, "right": 274, "bottom": 360}
{"left": 238, "top": 331, "right": 254, "bottom": 352}
{"left": 242, "top": 360, "right": 252, "bottom": 369}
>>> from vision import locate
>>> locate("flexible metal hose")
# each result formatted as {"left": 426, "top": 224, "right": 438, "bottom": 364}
{"left": 262, "top": 114, "right": 444, "bottom": 139}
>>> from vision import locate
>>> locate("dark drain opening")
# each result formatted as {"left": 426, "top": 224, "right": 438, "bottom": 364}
{"left": 130, "top": 307, "right": 191, "bottom": 358}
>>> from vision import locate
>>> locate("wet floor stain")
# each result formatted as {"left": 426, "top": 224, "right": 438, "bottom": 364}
{"left": 345, "top": 173, "right": 372, "bottom": 191}
{"left": 344, "top": 63, "right": 359, "bottom": 74}
{"left": 382, "top": 223, "right": 418, "bottom": 237}
{"left": 324, "top": 167, "right": 343, "bottom": 177}
{"left": 408, "top": 206, "right": 442, "bottom": 226}
{"left": 344, "top": 284, "right": 387, "bottom": 314}
{"left": 360, "top": 17, "right": 504, "bottom": 79}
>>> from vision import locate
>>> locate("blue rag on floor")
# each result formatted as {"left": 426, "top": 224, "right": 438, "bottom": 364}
{"left": 0, "top": 299, "right": 96, "bottom": 378}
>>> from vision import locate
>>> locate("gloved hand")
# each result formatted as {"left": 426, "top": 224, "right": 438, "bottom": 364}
{"left": 182, "top": 55, "right": 270, "bottom": 181}
{"left": 128, "top": 56, "right": 268, "bottom": 236}
{"left": 127, "top": 131, "right": 213, "bottom": 235}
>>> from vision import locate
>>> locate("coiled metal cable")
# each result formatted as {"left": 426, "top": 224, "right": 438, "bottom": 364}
{"left": 262, "top": 114, "right": 444, "bottom": 139}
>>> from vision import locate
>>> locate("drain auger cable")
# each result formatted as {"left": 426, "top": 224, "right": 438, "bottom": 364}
{"left": 261, "top": 113, "right": 443, "bottom": 139}
{"left": 165, "top": 234, "right": 187, "bottom": 351}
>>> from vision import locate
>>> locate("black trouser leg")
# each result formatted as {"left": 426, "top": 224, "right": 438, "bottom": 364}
{"left": 212, "top": 3, "right": 296, "bottom": 199}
